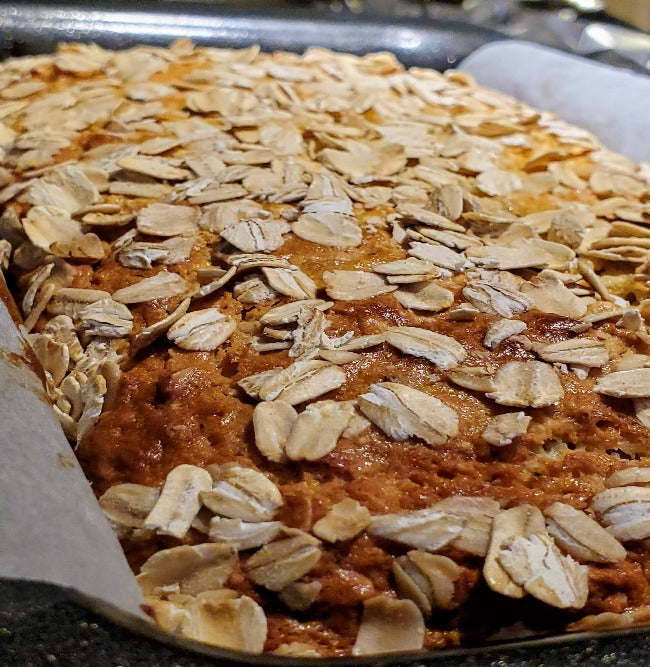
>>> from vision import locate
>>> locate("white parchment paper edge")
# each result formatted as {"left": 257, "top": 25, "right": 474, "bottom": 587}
{"left": 0, "top": 284, "right": 145, "bottom": 617}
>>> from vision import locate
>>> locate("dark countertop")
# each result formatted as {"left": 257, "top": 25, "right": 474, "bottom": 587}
{"left": 3, "top": 580, "right": 650, "bottom": 666}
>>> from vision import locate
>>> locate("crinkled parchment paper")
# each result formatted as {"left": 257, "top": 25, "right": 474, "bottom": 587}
{"left": 1, "top": 39, "right": 648, "bottom": 628}
{"left": 0, "top": 277, "right": 145, "bottom": 617}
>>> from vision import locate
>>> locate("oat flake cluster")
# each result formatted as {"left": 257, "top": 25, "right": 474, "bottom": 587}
{"left": 2, "top": 39, "right": 650, "bottom": 656}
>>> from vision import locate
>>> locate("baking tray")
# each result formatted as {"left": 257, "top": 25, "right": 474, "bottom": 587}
{"left": 1, "top": 4, "right": 650, "bottom": 665}
{"left": 0, "top": 1, "right": 501, "bottom": 68}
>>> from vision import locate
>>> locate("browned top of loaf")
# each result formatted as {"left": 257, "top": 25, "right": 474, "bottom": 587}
{"left": 2, "top": 39, "right": 650, "bottom": 656}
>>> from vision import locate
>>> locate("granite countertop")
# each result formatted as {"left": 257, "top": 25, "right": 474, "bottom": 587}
{"left": 3, "top": 579, "right": 650, "bottom": 666}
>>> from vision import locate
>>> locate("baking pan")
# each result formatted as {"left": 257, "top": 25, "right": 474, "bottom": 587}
{"left": 0, "top": 1, "right": 502, "bottom": 68}
{"left": 1, "top": 4, "right": 649, "bottom": 665}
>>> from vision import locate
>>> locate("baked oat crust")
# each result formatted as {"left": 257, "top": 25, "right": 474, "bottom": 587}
{"left": 2, "top": 39, "right": 650, "bottom": 656}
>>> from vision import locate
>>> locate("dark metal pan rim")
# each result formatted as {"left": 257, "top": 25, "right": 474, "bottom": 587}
{"left": 56, "top": 583, "right": 650, "bottom": 664}
{"left": 0, "top": 2, "right": 504, "bottom": 69}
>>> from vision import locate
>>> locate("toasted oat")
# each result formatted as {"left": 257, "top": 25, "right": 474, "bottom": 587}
{"left": 629, "top": 385, "right": 650, "bottom": 416}
{"left": 233, "top": 274, "right": 277, "bottom": 304}
{"left": 136, "top": 543, "right": 237, "bottom": 597}
{"left": 244, "top": 530, "right": 322, "bottom": 591}
{"left": 292, "top": 212, "right": 362, "bottom": 248}
{"left": 208, "top": 517, "right": 282, "bottom": 551}
{"left": 76, "top": 373, "right": 108, "bottom": 444}
{"left": 192, "top": 266, "right": 237, "bottom": 300}
{"left": 318, "top": 349, "right": 360, "bottom": 364}
{"left": 410, "top": 225, "right": 476, "bottom": 252}
{"left": 22, "top": 206, "right": 82, "bottom": 252}
{"left": 372, "top": 258, "right": 439, "bottom": 278}
{"left": 259, "top": 122, "right": 304, "bottom": 154}
{"left": 118, "top": 237, "right": 195, "bottom": 269}
{"left": 138, "top": 136, "right": 182, "bottom": 156}
{"left": 117, "top": 156, "right": 191, "bottom": 180}
{"left": 352, "top": 596, "right": 424, "bottom": 655}
{"left": 277, "top": 581, "right": 322, "bottom": 613}
{"left": 520, "top": 270, "right": 587, "bottom": 319}
{"left": 484, "top": 504, "right": 546, "bottom": 598}
{"left": 112, "top": 270, "right": 189, "bottom": 304}
{"left": 167, "top": 308, "right": 235, "bottom": 351}
{"left": 144, "top": 464, "right": 213, "bottom": 539}
{"left": 475, "top": 168, "right": 522, "bottom": 197}
{"left": 312, "top": 498, "right": 371, "bottom": 542}
{"left": 22, "top": 262, "right": 54, "bottom": 315}
{"left": 498, "top": 532, "right": 588, "bottom": 609}
{"left": 178, "top": 590, "right": 267, "bottom": 653}
{"left": 136, "top": 203, "right": 199, "bottom": 237}
{"left": 189, "top": 184, "right": 248, "bottom": 205}
{"left": 466, "top": 243, "right": 552, "bottom": 271}
{"left": 393, "top": 551, "right": 463, "bottom": 615}
{"left": 242, "top": 360, "right": 347, "bottom": 405}
{"left": 407, "top": 242, "right": 467, "bottom": 272}
{"left": 82, "top": 211, "right": 135, "bottom": 228}
{"left": 369, "top": 505, "right": 464, "bottom": 551}
{"left": 259, "top": 299, "right": 332, "bottom": 326}
{"left": 320, "top": 140, "right": 406, "bottom": 179}
{"left": 201, "top": 464, "right": 283, "bottom": 522}
{"left": 482, "top": 412, "right": 531, "bottom": 446}
{"left": 359, "top": 382, "right": 458, "bottom": 447}
{"left": 79, "top": 298, "right": 133, "bottom": 338}
{"left": 483, "top": 319, "right": 527, "bottom": 349}
{"left": 568, "top": 607, "right": 650, "bottom": 633}
{"left": 605, "top": 467, "right": 650, "bottom": 488}
{"left": 228, "top": 253, "right": 295, "bottom": 271}
{"left": 323, "top": 270, "right": 396, "bottom": 301}
{"left": 533, "top": 338, "right": 609, "bottom": 368}
{"left": 449, "top": 499, "right": 501, "bottom": 557}
{"left": 434, "top": 183, "right": 464, "bottom": 221}
{"left": 222, "top": 218, "right": 290, "bottom": 253}
{"left": 487, "top": 361, "right": 564, "bottom": 407}
{"left": 253, "top": 400, "right": 297, "bottom": 463}
{"left": 108, "top": 181, "right": 173, "bottom": 198}
{"left": 589, "top": 169, "right": 646, "bottom": 198}
{"left": 25, "top": 166, "right": 100, "bottom": 214}
{"left": 397, "top": 204, "right": 465, "bottom": 233}
{"left": 544, "top": 502, "right": 626, "bottom": 563}
{"left": 28, "top": 333, "right": 69, "bottom": 387}
{"left": 289, "top": 306, "right": 327, "bottom": 360}
{"left": 337, "top": 332, "right": 387, "bottom": 351}
{"left": 393, "top": 281, "right": 454, "bottom": 312}
{"left": 262, "top": 267, "right": 316, "bottom": 300}
{"left": 0, "top": 238, "right": 11, "bottom": 270}
{"left": 547, "top": 207, "right": 588, "bottom": 250}
{"left": 384, "top": 326, "right": 466, "bottom": 369}
{"left": 595, "top": 369, "right": 650, "bottom": 398}
{"left": 99, "top": 483, "right": 160, "bottom": 529}
{"left": 285, "top": 400, "right": 356, "bottom": 461}
{"left": 591, "top": 486, "right": 650, "bottom": 541}
{"left": 271, "top": 643, "right": 321, "bottom": 657}
{"left": 446, "top": 366, "right": 497, "bottom": 393}
{"left": 54, "top": 43, "right": 110, "bottom": 74}
{"left": 463, "top": 271, "right": 530, "bottom": 318}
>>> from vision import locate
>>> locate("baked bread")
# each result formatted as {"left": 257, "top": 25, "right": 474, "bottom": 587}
{"left": 2, "top": 39, "right": 650, "bottom": 656}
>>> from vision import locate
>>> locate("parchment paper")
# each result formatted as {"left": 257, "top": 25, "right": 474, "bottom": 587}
{"left": 0, "top": 280, "right": 145, "bottom": 617}
{"left": 460, "top": 40, "right": 650, "bottom": 164}
{"left": 0, "top": 39, "right": 648, "bottom": 631}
